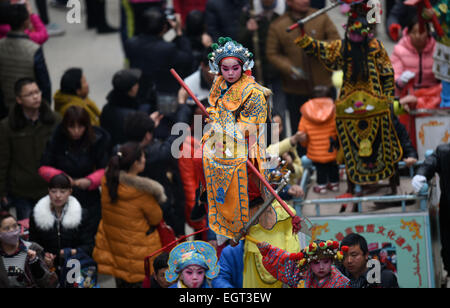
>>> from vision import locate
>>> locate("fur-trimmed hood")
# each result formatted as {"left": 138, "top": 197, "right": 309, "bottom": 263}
{"left": 33, "top": 195, "right": 83, "bottom": 231}
{"left": 119, "top": 171, "right": 167, "bottom": 204}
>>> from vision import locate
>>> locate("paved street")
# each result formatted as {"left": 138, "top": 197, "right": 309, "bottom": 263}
{"left": 38, "top": 0, "right": 124, "bottom": 110}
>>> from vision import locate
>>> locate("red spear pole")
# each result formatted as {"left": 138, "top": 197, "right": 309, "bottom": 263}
{"left": 170, "top": 69, "right": 302, "bottom": 232}
{"left": 405, "top": 0, "right": 444, "bottom": 37}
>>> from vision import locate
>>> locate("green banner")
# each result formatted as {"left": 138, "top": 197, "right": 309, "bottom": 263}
{"left": 308, "top": 212, "right": 433, "bottom": 288}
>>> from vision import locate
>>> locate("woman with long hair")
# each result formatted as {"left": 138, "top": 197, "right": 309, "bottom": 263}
{"left": 93, "top": 142, "right": 166, "bottom": 288}
{"left": 39, "top": 105, "right": 110, "bottom": 238}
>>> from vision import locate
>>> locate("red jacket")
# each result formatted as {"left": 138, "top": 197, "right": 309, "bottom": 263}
{"left": 178, "top": 136, "right": 206, "bottom": 230}
{"left": 174, "top": 0, "right": 207, "bottom": 25}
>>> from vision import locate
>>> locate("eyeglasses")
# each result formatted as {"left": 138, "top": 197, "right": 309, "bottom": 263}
{"left": 21, "top": 90, "right": 42, "bottom": 98}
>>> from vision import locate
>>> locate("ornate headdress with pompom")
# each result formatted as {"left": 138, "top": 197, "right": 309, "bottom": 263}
{"left": 340, "top": 0, "right": 382, "bottom": 37}
{"left": 288, "top": 240, "right": 349, "bottom": 269}
{"left": 208, "top": 37, "right": 255, "bottom": 75}
{"left": 165, "top": 241, "right": 219, "bottom": 284}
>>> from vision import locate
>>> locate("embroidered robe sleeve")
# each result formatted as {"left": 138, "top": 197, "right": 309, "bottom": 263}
{"left": 257, "top": 242, "right": 303, "bottom": 288}
{"left": 376, "top": 40, "right": 395, "bottom": 101}
{"left": 295, "top": 35, "right": 344, "bottom": 72}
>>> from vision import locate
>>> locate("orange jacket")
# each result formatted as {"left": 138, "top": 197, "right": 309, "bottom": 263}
{"left": 93, "top": 173, "right": 165, "bottom": 283}
{"left": 298, "top": 98, "right": 338, "bottom": 163}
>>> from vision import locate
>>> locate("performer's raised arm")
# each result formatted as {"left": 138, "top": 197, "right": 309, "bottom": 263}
{"left": 295, "top": 34, "right": 344, "bottom": 72}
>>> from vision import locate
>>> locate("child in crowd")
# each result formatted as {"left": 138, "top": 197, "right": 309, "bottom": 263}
{"left": 166, "top": 241, "right": 219, "bottom": 288}
{"left": 298, "top": 86, "right": 339, "bottom": 194}
{"left": 257, "top": 239, "right": 350, "bottom": 288}
{"left": 150, "top": 252, "right": 172, "bottom": 288}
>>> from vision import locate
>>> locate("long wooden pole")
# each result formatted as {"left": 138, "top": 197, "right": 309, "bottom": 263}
{"left": 286, "top": 2, "right": 339, "bottom": 32}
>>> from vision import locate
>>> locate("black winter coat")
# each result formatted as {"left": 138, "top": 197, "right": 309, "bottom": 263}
{"left": 29, "top": 195, "right": 95, "bottom": 260}
{"left": 141, "top": 104, "right": 193, "bottom": 236}
{"left": 205, "top": 0, "right": 248, "bottom": 42}
{"left": 100, "top": 90, "right": 150, "bottom": 148}
{"left": 125, "top": 34, "right": 193, "bottom": 96}
{"left": 40, "top": 125, "right": 110, "bottom": 233}
{"left": 40, "top": 125, "right": 110, "bottom": 206}
{"left": 338, "top": 264, "right": 399, "bottom": 288}
{"left": 417, "top": 143, "right": 450, "bottom": 208}
{"left": 238, "top": 4, "right": 281, "bottom": 84}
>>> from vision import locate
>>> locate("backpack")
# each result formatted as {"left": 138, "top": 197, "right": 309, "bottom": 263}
{"left": 59, "top": 248, "right": 99, "bottom": 288}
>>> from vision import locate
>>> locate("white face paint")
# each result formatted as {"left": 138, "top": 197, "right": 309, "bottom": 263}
{"left": 345, "top": 107, "right": 355, "bottom": 114}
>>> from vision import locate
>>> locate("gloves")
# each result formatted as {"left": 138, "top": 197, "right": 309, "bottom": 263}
{"left": 389, "top": 23, "right": 402, "bottom": 41}
{"left": 290, "top": 67, "right": 308, "bottom": 80}
{"left": 412, "top": 175, "right": 427, "bottom": 193}
{"left": 399, "top": 70, "right": 416, "bottom": 85}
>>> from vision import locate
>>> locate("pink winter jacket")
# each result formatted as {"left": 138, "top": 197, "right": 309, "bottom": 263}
{"left": 391, "top": 28, "right": 439, "bottom": 96}
{"left": 38, "top": 166, "right": 105, "bottom": 191}
{"left": 0, "top": 14, "right": 48, "bottom": 45}
{"left": 391, "top": 29, "right": 439, "bottom": 95}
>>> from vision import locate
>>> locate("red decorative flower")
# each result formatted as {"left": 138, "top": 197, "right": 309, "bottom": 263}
{"left": 341, "top": 246, "right": 349, "bottom": 253}
{"left": 333, "top": 241, "right": 339, "bottom": 249}
{"left": 289, "top": 252, "right": 304, "bottom": 260}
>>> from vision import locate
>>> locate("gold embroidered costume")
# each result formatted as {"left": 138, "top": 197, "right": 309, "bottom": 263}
{"left": 203, "top": 73, "right": 270, "bottom": 240}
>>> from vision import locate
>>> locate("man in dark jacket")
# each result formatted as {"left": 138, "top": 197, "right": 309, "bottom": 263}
{"left": 125, "top": 8, "right": 193, "bottom": 100}
{"left": 123, "top": 105, "right": 193, "bottom": 236}
{"left": 205, "top": 0, "right": 248, "bottom": 42}
{"left": 266, "top": 0, "right": 340, "bottom": 136}
{"left": 0, "top": 4, "right": 51, "bottom": 111}
{"left": 0, "top": 78, "right": 59, "bottom": 220}
{"left": 412, "top": 143, "right": 450, "bottom": 275}
{"left": 238, "top": 0, "right": 284, "bottom": 86}
{"left": 100, "top": 68, "right": 150, "bottom": 148}
{"left": 339, "top": 233, "right": 399, "bottom": 288}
